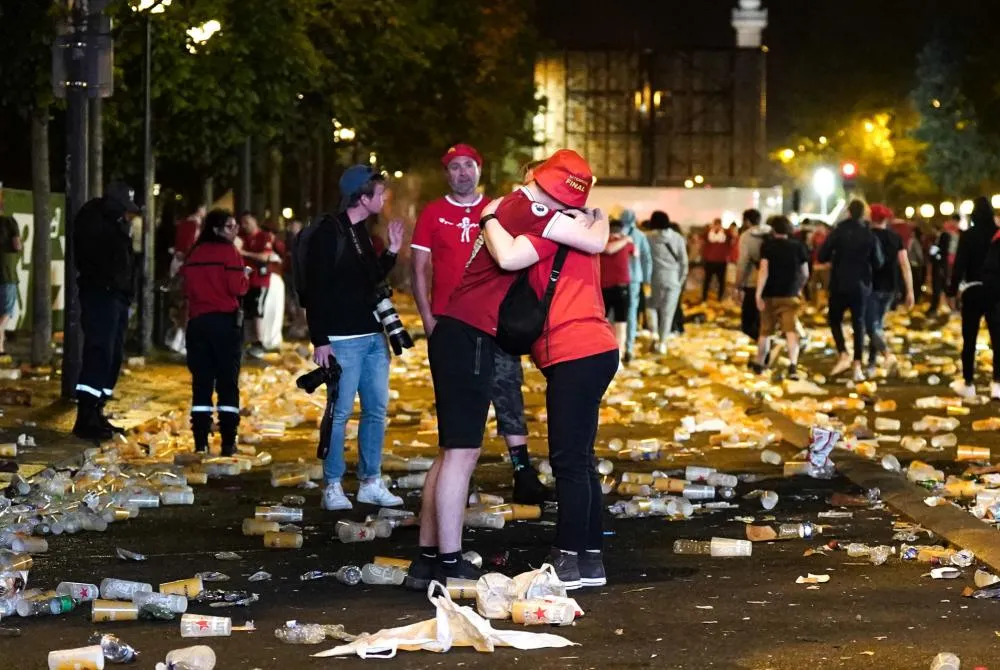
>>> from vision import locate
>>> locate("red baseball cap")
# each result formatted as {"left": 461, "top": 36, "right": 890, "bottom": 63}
{"left": 532, "top": 149, "right": 593, "bottom": 208}
{"left": 441, "top": 144, "right": 482, "bottom": 168}
{"left": 870, "top": 203, "right": 894, "bottom": 223}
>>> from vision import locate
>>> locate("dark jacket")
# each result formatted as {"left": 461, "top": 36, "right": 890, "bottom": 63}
{"left": 948, "top": 214, "right": 998, "bottom": 297}
{"left": 817, "top": 217, "right": 885, "bottom": 293}
{"left": 300, "top": 212, "right": 397, "bottom": 346}
{"left": 73, "top": 196, "right": 135, "bottom": 301}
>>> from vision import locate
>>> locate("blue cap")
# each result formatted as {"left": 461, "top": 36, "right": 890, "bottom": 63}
{"left": 339, "top": 165, "right": 377, "bottom": 204}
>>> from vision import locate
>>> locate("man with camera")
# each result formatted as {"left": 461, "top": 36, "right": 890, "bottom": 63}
{"left": 299, "top": 165, "right": 408, "bottom": 510}
{"left": 411, "top": 144, "right": 549, "bottom": 504}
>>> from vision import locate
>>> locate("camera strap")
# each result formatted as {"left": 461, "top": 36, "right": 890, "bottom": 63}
{"left": 337, "top": 214, "right": 383, "bottom": 289}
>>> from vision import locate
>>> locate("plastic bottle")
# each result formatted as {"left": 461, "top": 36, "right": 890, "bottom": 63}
{"left": 369, "top": 519, "right": 393, "bottom": 539}
{"left": 404, "top": 456, "right": 435, "bottom": 471}
{"left": 335, "top": 520, "right": 376, "bottom": 543}
{"left": 100, "top": 578, "right": 153, "bottom": 600}
{"left": 777, "top": 522, "right": 818, "bottom": 540}
{"left": 930, "top": 652, "right": 960, "bottom": 670}
{"left": 274, "top": 622, "right": 328, "bottom": 644}
{"left": 760, "top": 450, "right": 782, "bottom": 465}
{"left": 874, "top": 417, "right": 901, "bottom": 432}
{"left": 931, "top": 433, "right": 958, "bottom": 449}
{"left": 334, "top": 565, "right": 362, "bottom": 586}
{"left": 463, "top": 511, "right": 505, "bottom": 529}
{"left": 159, "top": 645, "right": 217, "bottom": 670}
{"left": 681, "top": 484, "right": 715, "bottom": 501}
{"left": 133, "top": 591, "right": 188, "bottom": 613}
{"left": 395, "top": 473, "right": 427, "bottom": 489}
{"left": 673, "top": 538, "right": 753, "bottom": 557}
{"left": 93, "top": 633, "right": 138, "bottom": 663}
{"left": 16, "top": 595, "right": 74, "bottom": 617}
{"left": 361, "top": 563, "right": 406, "bottom": 585}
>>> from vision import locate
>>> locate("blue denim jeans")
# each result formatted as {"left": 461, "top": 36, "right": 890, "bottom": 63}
{"left": 323, "top": 334, "right": 390, "bottom": 482}
{"left": 864, "top": 290, "right": 894, "bottom": 365}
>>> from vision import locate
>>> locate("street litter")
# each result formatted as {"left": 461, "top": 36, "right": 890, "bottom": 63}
{"left": 795, "top": 574, "right": 830, "bottom": 584}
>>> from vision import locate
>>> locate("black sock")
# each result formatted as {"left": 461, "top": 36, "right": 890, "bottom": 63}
{"left": 439, "top": 550, "right": 462, "bottom": 567}
{"left": 508, "top": 444, "right": 530, "bottom": 472}
{"left": 420, "top": 546, "right": 438, "bottom": 560}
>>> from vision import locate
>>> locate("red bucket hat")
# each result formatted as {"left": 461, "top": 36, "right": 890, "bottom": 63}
{"left": 870, "top": 203, "right": 894, "bottom": 223}
{"left": 441, "top": 144, "right": 482, "bottom": 168}
{"left": 532, "top": 149, "right": 593, "bottom": 208}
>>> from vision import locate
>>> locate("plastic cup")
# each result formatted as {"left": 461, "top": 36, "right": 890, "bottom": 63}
{"left": 446, "top": 578, "right": 478, "bottom": 599}
{"left": 0, "top": 444, "right": 16, "bottom": 458}
{"left": 56, "top": 582, "right": 100, "bottom": 602}
{"left": 159, "top": 576, "right": 204, "bottom": 598}
{"left": 373, "top": 556, "right": 412, "bottom": 569}
{"left": 760, "top": 491, "right": 779, "bottom": 510}
{"left": 956, "top": 445, "right": 991, "bottom": 461}
{"left": 133, "top": 590, "right": 188, "bottom": 613}
{"left": 99, "top": 578, "right": 152, "bottom": 600}
{"left": 709, "top": 537, "right": 753, "bottom": 557}
{"left": 180, "top": 613, "right": 232, "bottom": 637}
{"left": 511, "top": 598, "right": 576, "bottom": 625}
{"left": 47, "top": 644, "right": 105, "bottom": 670}
{"left": 11, "top": 536, "right": 48, "bottom": 554}
{"left": 242, "top": 518, "right": 280, "bottom": 536}
{"left": 91, "top": 599, "right": 139, "bottom": 622}
{"left": 489, "top": 504, "right": 542, "bottom": 521}
{"left": 263, "top": 531, "right": 303, "bottom": 549}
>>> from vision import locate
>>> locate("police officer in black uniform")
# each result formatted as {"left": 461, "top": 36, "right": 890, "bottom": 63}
{"left": 72, "top": 181, "right": 139, "bottom": 441}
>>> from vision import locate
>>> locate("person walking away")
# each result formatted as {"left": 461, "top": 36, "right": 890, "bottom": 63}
{"left": 408, "top": 150, "right": 609, "bottom": 588}
{"left": 928, "top": 215, "right": 960, "bottom": 316}
{"left": 71, "top": 181, "right": 139, "bottom": 440}
{"left": 621, "top": 210, "right": 651, "bottom": 363}
{"left": 753, "top": 216, "right": 808, "bottom": 378}
{"left": 701, "top": 219, "right": 729, "bottom": 302}
{"left": 808, "top": 221, "right": 831, "bottom": 307}
{"left": 299, "top": 166, "right": 406, "bottom": 511}
{"left": 908, "top": 223, "right": 926, "bottom": 303}
{"left": 238, "top": 213, "right": 275, "bottom": 358}
{"left": 735, "top": 209, "right": 770, "bottom": 350}
{"left": 479, "top": 173, "right": 618, "bottom": 590}
{"left": 646, "top": 211, "right": 688, "bottom": 354}
{"left": 947, "top": 197, "right": 1000, "bottom": 399}
{"left": 817, "top": 200, "right": 884, "bottom": 381}
{"left": 259, "top": 223, "right": 286, "bottom": 352}
{"left": 410, "top": 144, "right": 549, "bottom": 504}
{"left": 180, "top": 210, "right": 249, "bottom": 454}
{"left": 600, "top": 219, "right": 634, "bottom": 358}
{"left": 866, "top": 204, "right": 915, "bottom": 376}
{"left": 0, "top": 198, "right": 22, "bottom": 355}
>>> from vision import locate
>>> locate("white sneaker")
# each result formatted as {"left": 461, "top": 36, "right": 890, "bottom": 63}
{"left": 655, "top": 342, "right": 667, "bottom": 355}
{"left": 321, "top": 482, "right": 352, "bottom": 511}
{"left": 830, "top": 354, "right": 851, "bottom": 377}
{"left": 991, "top": 382, "right": 1000, "bottom": 401}
{"left": 851, "top": 364, "right": 865, "bottom": 383}
{"left": 357, "top": 478, "right": 403, "bottom": 507}
{"left": 950, "top": 380, "right": 976, "bottom": 399}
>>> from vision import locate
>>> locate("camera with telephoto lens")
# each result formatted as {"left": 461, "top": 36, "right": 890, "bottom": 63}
{"left": 296, "top": 356, "right": 343, "bottom": 394}
{"left": 372, "top": 286, "right": 414, "bottom": 356}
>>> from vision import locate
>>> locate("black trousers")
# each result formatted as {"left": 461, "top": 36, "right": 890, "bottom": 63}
{"left": 829, "top": 288, "right": 869, "bottom": 361}
{"left": 740, "top": 289, "right": 760, "bottom": 340}
{"left": 929, "top": 264, "right": 947, "bottom": 313}
{"left": 77, "top": 286, "right": 129, "bottom": 400}
{"left": 542, "top": 349, "right": 619, "bottom": 553}
{"left": 702, "top": 262, "right": 726, "bottom": 301}
{"left": 959, "top": 285, "right": 1000, "bottom": 383}
{"left": 186, "top": 312, "right": 243, "bottom": 416}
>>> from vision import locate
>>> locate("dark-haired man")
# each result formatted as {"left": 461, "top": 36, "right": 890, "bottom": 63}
{"left": 753, "top": 216, "right": 809, "bottom": 378}
{"left": 735, "top": 208, "right": 770, "bottom": 348}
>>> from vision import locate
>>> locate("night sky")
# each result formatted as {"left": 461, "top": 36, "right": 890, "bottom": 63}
{"left": 536, "top": 0, "right": 1000, "bottom": 142}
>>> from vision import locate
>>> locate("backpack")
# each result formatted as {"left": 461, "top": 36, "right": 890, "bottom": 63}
{"left": 294, "top": 215, "right": 345, "bottom": 305}
{"left": 495, "top": 246, "right": 569, "bottom": 356}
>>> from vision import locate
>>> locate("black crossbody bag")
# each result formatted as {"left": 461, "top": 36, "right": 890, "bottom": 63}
{"left": 495, "top": 246, "right": 569, "bottom": 356}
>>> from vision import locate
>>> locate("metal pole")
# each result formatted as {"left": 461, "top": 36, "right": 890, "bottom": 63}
{"left": 88, "top": 97, "right": 103, "bottom": 198}
{"left": 62, "top": 2, "right": 90, "bottom": 399}
{"left": 139, "top": 13, "right": 154, "bottom": 354}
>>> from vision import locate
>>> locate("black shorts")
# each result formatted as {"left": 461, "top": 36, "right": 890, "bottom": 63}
{"left": 429, "top": 317, "right": 496, "bottom": 449}
{"left": 603, "top": 285, "right": 630, "bottom": 323}
{"left": 244, "top": 286, "right": 268, "bottom": 319}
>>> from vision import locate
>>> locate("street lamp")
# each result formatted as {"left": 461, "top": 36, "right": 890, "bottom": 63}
{"left": 992, "top": 194, "right": 1000, "bottom": 209}
{"left": 960, "top": 200, "right": 974, "bottom": 216}
{"left": 939, "top": 202, "right": 955, "bottom": 216}
{"left": 919, "top": 204, "right": 935, "bottom": 218}
{"left": 813, "top": 167, "right": 835, "bottom": 216}
{"left": 905, "top": 206, "right": 915, "bottom": 219}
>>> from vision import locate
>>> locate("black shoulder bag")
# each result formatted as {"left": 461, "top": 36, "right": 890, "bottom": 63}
{"left": 496, "top": 246, "right": 570, "bottom": 356}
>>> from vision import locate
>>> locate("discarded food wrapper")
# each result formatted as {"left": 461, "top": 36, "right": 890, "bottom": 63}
{"left": 116, "top": 547, "right": 146, "bottom": 562}
{"left": 312, "top": 582, "right": 577, "bottom": 658}
{"left": 795, "top": 573, "right": 830, "bottom": 584}
{"left": 214, "top": 551, "right": 242, "bottom": 561}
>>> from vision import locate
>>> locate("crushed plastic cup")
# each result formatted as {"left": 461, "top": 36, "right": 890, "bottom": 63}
{"left": 760, "top": 450, "right": 782, "bottom": 465}
{"left": 99, "top": 578, "right": 152, "bottom": 601}
{"left": 760, "top": 491, "right": 779, "bottom": 510}
{"left": 881, "top": 454, "right": 901, "bottom": 472}
{"left": 134, "top": 591, "right": 188, "bottom": 613}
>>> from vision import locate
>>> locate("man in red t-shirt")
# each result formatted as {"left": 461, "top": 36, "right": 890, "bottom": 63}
{"left": 410, "top": 144, "right": 548, "bottom": 506}
{"left": 408, "top": 150, "right": 609, "bottom": 588}
{"left": 701, "top": 218, "right": 730, "bottom": 302}
{"left": 238, "top": 213, "right": 275, "bottom": 357}
{"left": 600, "top": 220, "right": 635, "bottom": 357}
{"left": 174, "top": 206, "right": 206, "bottom": 268}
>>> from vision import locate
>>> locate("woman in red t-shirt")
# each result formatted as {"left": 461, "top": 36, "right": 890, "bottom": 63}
{"left": 600, "top": 220, "right": 636, "bottom": 357}
{"left": 481, "top": 166, "right": 618, "bottom": 590}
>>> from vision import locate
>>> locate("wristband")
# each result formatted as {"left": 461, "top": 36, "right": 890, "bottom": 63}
{"left": 481, "top": 214, "right": 498, "bottom": 226}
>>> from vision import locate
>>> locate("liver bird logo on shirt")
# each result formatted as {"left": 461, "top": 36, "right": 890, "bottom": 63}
{"left": 438, "top": 215, "right": 479, "bottom": 243}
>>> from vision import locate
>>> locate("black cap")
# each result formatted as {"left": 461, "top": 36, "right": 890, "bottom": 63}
{"left": 105, "top": 180, "right": 140, "bottom": 214}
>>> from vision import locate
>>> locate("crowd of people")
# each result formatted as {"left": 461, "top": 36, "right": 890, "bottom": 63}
{"left": 63, "top": 143, "right": 1000, "bottom": 593}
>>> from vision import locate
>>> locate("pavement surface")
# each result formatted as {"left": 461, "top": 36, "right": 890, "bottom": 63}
{"left": 2, "top": 299, "right": 1000, "bottom": 669}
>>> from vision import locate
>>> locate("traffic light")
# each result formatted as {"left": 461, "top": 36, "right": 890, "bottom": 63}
{"left": 841, "top": 161, "right": 858, "bottom": 193}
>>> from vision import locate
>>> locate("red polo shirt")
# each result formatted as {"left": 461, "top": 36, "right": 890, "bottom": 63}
{"left": 411, "top": 194, "right": 488, "bottom": 315}
{"left": 600, "top": 235, "right": 634, "bottom": 288}
{"left": 241, "top": 229, "right": 274, "bottom": 289}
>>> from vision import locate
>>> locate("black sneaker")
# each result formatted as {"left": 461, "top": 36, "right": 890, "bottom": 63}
{"left": 748, "top": 362, "right": 764, "bottom": 375}
{"left": 548, "top": 548, "right": 581, "bottom": 590}
{"left": 787, "top": 364, "right": 800, "bottom": 381}
{"left": 435, "top": 558, "right": 484, "bottom": 583}
{"left": 513, "top": 466, "right": 552, "bottom": 505}
{"left": 578, "top": 551, "right": 607, "bottom": 587}
{"left": 404, "top": 556, "right": 437, "bottom": 591}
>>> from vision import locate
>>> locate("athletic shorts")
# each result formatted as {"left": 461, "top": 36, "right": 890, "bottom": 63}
{"left": 491, "top": 349, "right": 527, "bottom": 437}
{"left": 602, "top": 285, "right": 630, "bottom": 322}
{"left": 761, "top": 296, "right": 800, "bottom": 335}
{"left": 429, "top": 317, "right": 496, "bottom": 449}
{"left": 244, "top": 286, "right": 268, "bottom": 319}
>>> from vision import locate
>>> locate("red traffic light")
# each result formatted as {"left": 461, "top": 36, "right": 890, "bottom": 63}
{"left": 841, "top": 161, "right": 858, "bottom": 178}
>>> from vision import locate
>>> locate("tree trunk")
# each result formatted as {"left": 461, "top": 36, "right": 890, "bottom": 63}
{"left": 268, "top": 145, "right": 282, "bottom": 229}
{"left": 30, "top": 107, "right": 52, "bottom": 367}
